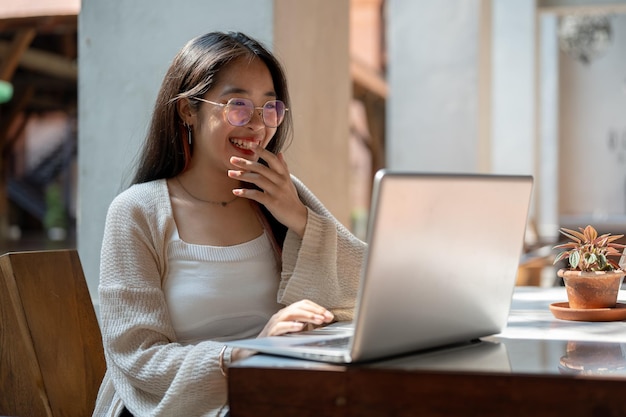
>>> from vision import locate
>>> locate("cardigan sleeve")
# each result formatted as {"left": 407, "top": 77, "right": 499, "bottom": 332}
{"left": 97, "top": 183, "right": 229, "bottom": 417}
{"left": 277, "top": 176, "right": 367, "bottom": 321}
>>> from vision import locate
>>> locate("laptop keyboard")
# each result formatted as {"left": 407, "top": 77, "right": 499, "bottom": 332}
{"left": 296, "top": 336, "right": 351, "bottom": 349}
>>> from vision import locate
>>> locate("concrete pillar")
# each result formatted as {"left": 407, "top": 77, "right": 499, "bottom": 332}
{"left": 274, "top": 0, "right": 351, "bottom": 230}
{"left": 537, "top": 14, "right": 560, "bottom": 241}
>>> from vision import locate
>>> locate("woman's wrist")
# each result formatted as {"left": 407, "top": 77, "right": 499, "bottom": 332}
{"left": 290, "top": 205, "right": 308, "bottom": 239}
{"left": 218, "top": 345, "right": 255, "bottom": 377}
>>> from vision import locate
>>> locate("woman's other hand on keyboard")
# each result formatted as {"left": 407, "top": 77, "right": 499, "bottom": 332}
{"left": 257, "top": 299, "right": 334, "bottom": 337}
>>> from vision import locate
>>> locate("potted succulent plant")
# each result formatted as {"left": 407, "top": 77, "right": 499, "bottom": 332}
{"left": 553, "top": 225, "right": 626, "bottom": 309}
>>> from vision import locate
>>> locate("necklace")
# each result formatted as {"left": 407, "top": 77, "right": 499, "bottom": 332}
{"left": 175, "top": 177, "right": 238, "bottom": 207}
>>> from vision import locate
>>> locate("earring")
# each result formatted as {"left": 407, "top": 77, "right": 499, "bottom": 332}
{"left": 186, "top": 124, "right": 192, "bottom": 145}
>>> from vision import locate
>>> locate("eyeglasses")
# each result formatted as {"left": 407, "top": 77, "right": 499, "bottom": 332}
{"left": 194, "top": 97, "right": 288, "bottom": 128}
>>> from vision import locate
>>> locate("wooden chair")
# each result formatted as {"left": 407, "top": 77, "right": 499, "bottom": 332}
{"left": 0, "top": 249, "right": 106, "bottom": 417}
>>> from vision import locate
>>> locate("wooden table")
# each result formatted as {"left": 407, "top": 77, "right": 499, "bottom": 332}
{"left": 228, "top": 287, "right": 626, "bottom": 417}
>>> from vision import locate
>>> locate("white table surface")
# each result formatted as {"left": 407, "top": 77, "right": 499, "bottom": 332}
{"left": 497, "top": 286, "right": 626, "bottom": 343}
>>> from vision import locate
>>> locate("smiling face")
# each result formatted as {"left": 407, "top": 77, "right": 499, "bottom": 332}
{"left": 183, "top": 56, "right": 278, "bottom": 176}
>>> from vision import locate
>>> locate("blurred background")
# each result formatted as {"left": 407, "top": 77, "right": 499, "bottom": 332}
{"left": 0, "top": 0, "right": 625, "bottom": 301}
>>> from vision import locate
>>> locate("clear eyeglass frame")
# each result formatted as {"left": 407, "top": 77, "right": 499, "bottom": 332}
{"left": 194, "top": 97, "right": 288, "bottom": 128}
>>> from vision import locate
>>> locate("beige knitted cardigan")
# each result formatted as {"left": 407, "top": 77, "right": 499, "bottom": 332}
{"left": 92, "top": 176, "right": 366, "bottom": 417}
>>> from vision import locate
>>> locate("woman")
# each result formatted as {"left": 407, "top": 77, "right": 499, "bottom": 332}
{"left": 93, "top": 31, "right": 366, "bottom": 417}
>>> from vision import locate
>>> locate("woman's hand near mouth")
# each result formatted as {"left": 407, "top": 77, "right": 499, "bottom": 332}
{"left": 228, "top": 145, "right": 308, "bottom": 238}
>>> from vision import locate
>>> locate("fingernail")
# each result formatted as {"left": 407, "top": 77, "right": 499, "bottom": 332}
{"left": 228, "top": 170, "right": 241, "bottom": 178}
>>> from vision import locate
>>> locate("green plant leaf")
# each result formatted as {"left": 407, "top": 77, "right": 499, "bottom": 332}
{"left": 569, "top": 250, "right": 580, "bottom": 268}
{"left": 584, "top": 252, "right": 597, "bottom": 266}
{"left": 553, "top": 251, "right": 569, "bottom": 264}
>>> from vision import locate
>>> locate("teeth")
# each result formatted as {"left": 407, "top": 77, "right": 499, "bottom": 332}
{"left": 230, "top": 139, "right": 255, "bottom": 149}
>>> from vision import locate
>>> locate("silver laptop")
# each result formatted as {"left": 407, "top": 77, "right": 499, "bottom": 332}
{"left": 227, "top": 170, "right": 534, "bottom": 363}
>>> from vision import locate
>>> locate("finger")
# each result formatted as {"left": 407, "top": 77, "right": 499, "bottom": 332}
{"left": 252, "top": 145, "right": 289, "bottom": 174}
{"left": 228, "top": 157, "right": 281, "bottom": 188}
{"left": 284, "top": 300, "right": 335, "bottom": 324}
{"left": 230, "top": 146, "right": 289, "bottom": 182}
{"left": 266, "top": 321, "right": 305, "bottom": 336}
{"left": 228, "top": 164, "right": 289, "bottom": 202}
{"left": 275, "top": 310, "right": 327, "bottom": 326}
{"left": 227, "top": 169, "right": 273, "bottom": 201}
{"left": 231, "top": 187, "right": 265, "bottom": 204}
{"left": 229, "top": 155, "right": 264, "bottom": 173}
{"left": 295, "top": 299, "right": 334, "bottom": 317}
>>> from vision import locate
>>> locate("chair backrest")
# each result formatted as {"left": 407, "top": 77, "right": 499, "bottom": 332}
{"left": 0, "top": 249, "right": 106, "bottom": 417}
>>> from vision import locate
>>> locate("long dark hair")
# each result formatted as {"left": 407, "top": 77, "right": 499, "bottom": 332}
{"left": 131, "top": 31, "right": 293, "bottom": 184}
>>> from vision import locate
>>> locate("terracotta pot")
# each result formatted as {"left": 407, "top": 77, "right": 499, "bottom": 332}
{"left": 558, "top": 269, "right": 625, "bottom": 309}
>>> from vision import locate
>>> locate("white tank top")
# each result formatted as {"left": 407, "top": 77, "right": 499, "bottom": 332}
{"left": 164, "top": 228, "right": 282, "bottom": 344}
